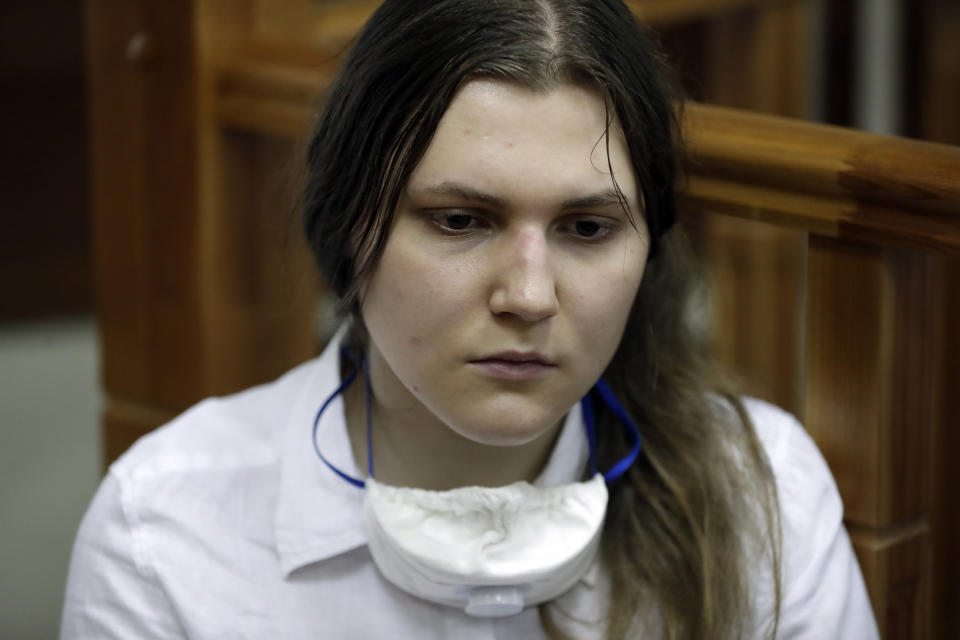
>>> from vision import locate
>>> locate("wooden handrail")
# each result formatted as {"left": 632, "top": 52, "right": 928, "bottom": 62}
{"left": 215, "top": 58, "right": 960, "bottom": 255}
{"left": 216, "top": 59, "right": 337, "bottom": 138}
{"left": 684, "top": 106, "right": 960, "bottom": 205}
{"left": 682, "top": 105, "right": 960, "bottom": 254}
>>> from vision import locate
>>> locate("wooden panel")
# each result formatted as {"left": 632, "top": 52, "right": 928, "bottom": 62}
{"left": 700, "top": 0, "right": 811, "bottom": 118}
{"left": 685, "top": 214, "right": 807, "bottom": 416}
{"left": 929, "top": 257, "right": 960, "bottom": 639}
{"left": 201, "top": 130, "right": 319, "bottom": 396}
{"left": 216, "top": 60, "right": 335, "bottom": 137}
{"left": 88, "top": 0, "right": 319, "bottom": 462}
{"left": 86, "top": 0, "right": 205, "bottom": 411}
{"left": 102, "top": 399, "right": 177, "bottom": 466}
{"left": 804, "top": 237, "right": 939, "bottom": 638}
{"left": 918, "top": 0, "right": 960, "bottom": 145}
{"left": 805, "top": 238, "right": 935, "bottom": 526}
{"left": 850, "top": 522, "right": 930, "bottom": 640}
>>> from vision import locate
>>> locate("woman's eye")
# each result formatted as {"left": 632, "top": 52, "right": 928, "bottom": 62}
{"left": 564, "top": 217, "right": 614, "bottom": 242}
{"left": 431, "top": 211, "right": 482, "bottom": 233}
{"left": 574, "top": 220, "right": 602, "bottom": 238}
{"left": 445, "top": 213, "right": 474, "bottom": 230}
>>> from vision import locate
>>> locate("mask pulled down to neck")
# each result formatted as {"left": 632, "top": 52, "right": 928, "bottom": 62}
{"left": 363, "top": 473, "right": 608, "bottom": 617}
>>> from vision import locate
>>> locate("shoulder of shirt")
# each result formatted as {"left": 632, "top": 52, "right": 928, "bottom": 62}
{"left": 734, "top": 396, "right": 848, "bottom": 587}
{"left": 738, "top": 397, "right": 838, "bottom": 502}
{"left": 108, "top": 356, "right": 323, "bottom": 485}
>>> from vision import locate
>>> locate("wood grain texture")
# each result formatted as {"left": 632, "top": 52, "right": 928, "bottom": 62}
{"left": 88, "top": 0, "right": 319, "bottom": 442}
{"left": 200, "top": 130, "right": 319, "bottom": 397}
{"left": 102, "top": 399, "right": 177, "bottom": 465}
{"left": 686, "top": 214, "right": 807, "bottom": 417}
{"left": 850, "top": 520, "right": 930, "bottom": 640}
{"left": 919, "top": 0, "right": 960, "bottom": 145}
{"left": 929, "top": 256, "right": 960, "bottom": 638}
{"left": 804, "top": 238, "right": 936, "bottom": 527}
{"left": 697, "top": 0, "right": 811, "bottom": 117}
{"left": 803, "top": 237, "right": 942, "bottom": 638}
{"left": 86, "top": 0, "right": 205, "bottom": 411}
{"left": 683, "top": 105, "right": 960, "bottom": 206}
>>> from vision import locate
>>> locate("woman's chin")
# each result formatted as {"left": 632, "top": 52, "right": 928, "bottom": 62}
{"left": 443, "top": 413, "right": 564, "bottom": 448}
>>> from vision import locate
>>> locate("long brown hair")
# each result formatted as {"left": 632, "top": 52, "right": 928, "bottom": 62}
{"left": 303, "top": 1, "right": 781, "bottom": 637}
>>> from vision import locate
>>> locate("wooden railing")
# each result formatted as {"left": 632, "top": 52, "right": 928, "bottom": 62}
{"left": 682, "top": 104, "right": 960, "bottom": 639}
{"left": 683, "top": 105, "right": 960, "bottom": 250}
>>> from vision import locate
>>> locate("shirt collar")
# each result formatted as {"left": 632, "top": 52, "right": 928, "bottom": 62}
{"left": 274, "top": 327, "right": 590, "bottom": 577}
{"left": 275, "top": 326, "right": 366, "bottom": 576}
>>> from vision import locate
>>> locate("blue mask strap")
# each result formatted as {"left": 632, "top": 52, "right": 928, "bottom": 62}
{"left": 311, "top": 355, "right": 367, "bottom": 489}
{"left": 363, "top": 356, "right": 374, "bottom": 478}
{"left": 580, "top": 391, "right": 598, "bottom": 477}
{"left": 581, "top": 378, "right": 642, "bottom": 483}
{"left": 315, "top": 363, "right": 641, "bottom": 488}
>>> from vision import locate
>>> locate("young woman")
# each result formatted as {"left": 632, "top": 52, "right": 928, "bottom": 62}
{"left": 62, "top": 1, "right": 878, "bottom": 638}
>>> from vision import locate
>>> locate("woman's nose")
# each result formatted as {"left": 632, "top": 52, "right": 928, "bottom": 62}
{"left": 487, "top": 229, "right": 559, "bottom": 323}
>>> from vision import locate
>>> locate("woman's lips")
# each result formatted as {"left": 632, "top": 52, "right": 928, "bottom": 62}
{"left": 468, "top": 352, "right": 556, "bottom": 380}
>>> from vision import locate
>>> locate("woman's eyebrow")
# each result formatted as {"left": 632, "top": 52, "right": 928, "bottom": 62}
{"left": 412, "top": 182, "right": 630, "bottom": 211}
{"left": 561, "top": 190, "right": 629, "bottom": 210}
{"left": 415, "top": 182, "right": 508, "bottom": 209}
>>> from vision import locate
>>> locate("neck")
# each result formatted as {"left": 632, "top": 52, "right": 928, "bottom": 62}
{"left": 343, "top": 366, "right": 564, "bottom": 491}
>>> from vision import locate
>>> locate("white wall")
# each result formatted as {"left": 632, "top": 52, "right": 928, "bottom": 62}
{"left": 0, "top": 316, "right": 101, "bottom": 640}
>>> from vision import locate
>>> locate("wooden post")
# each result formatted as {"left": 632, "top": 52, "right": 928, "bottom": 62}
{"left": 805, "top": 236, "right": 937, "bottom": 638}
{"left": 86, "top": 0, "right": 317, "bottom": 465}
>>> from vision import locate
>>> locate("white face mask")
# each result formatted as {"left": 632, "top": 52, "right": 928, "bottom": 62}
{"left": 363, "top": 473, "right": 608, "bottom": 616}
{"left": 312, "top": 363, "right": 641, "bottom": 617}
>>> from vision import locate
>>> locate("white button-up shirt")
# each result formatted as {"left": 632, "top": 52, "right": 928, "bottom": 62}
{"left": 61, "top": 334, "right": 878, "bottom": 639}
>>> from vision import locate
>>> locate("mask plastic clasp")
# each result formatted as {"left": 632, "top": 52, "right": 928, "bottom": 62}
{"left": 464, "top": 586, "right": 524, "bottom": 617}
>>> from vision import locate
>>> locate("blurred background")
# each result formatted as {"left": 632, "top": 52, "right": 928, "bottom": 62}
{"left": 0, "top": 0, "right": 957, "bottom": 638}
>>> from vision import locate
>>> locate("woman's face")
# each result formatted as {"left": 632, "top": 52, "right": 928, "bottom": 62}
{"left": 361, "top": 79, "right": 649, "bottom": 447}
